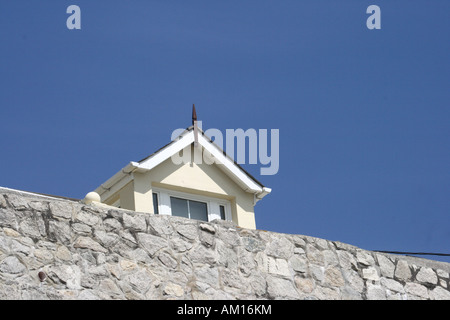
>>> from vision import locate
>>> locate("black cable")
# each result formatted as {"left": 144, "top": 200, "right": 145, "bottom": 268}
{"left": 373, "top": 250, "right": 450, "bottom": 257}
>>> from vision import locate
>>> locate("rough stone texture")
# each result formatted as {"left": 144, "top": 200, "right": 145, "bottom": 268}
{"left": 0, "top": 187, "right": 449, "bottom": 300}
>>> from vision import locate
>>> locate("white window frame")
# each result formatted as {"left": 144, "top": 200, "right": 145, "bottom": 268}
{"left": 152, "top": 187, "right": 231, "bottom": 222}
{"left": 152, "top": 192, "right": 160, "bottom": 214}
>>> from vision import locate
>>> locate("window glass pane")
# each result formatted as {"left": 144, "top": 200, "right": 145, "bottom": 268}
{"left": 189, "top": 200, "right": 208, "bottom": 222}
{"left": 219, "top": 205, "right": 226, "bottom": 220}
{"left": 152, "top": 193, "right": 159, "bottom": 214}
{"left": 170, "top": 197, "right": 189, "bottom": 218}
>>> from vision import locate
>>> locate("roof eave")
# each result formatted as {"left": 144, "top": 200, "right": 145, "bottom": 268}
{"left": 94, "top": 161, "right": 140, "bottom": 197}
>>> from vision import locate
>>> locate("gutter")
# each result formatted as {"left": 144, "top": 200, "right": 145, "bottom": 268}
{"left": 254, "top": 187, "right": 272, "bottom": 205}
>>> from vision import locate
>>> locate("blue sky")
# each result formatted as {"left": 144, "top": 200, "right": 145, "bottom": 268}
{"left": 1, "top": 1, "right": 449, "bottom": 263}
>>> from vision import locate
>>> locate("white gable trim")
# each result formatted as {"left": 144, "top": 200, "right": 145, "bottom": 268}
{"left": 137, "top": 130, "right": 195, "bottom": 171}
{"left": 136, "top": 130, "right": 265, "bottom": 194}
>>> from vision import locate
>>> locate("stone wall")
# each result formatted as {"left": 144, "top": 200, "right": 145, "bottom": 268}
{"left": 0, "top": 187, "right": 449, "bottom": 300}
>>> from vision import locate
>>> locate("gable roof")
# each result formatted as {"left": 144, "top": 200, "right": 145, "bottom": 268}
{"left": 95, "top": 126, "right": 271, "bottom": 202}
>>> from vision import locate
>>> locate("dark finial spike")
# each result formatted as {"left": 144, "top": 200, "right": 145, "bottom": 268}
{"left": 192, "top": 104, "right": 199, "bottom": 146}
{"left": 192, "top": 104, "right": 197, "bottom": 125}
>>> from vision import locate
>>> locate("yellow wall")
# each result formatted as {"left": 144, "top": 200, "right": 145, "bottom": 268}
{"left": 104, "top": 145, "right": 257, "bottom": 229}
{"left": 103, "top": 181, "right": 135, "bottom": 210}
{"left": 119, "top": 181, "right": 135, "bottom": 211}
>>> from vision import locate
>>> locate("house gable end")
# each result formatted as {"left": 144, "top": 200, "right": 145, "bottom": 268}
{"left": 136, "top": 129, "right": 265, "bottom": 195}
